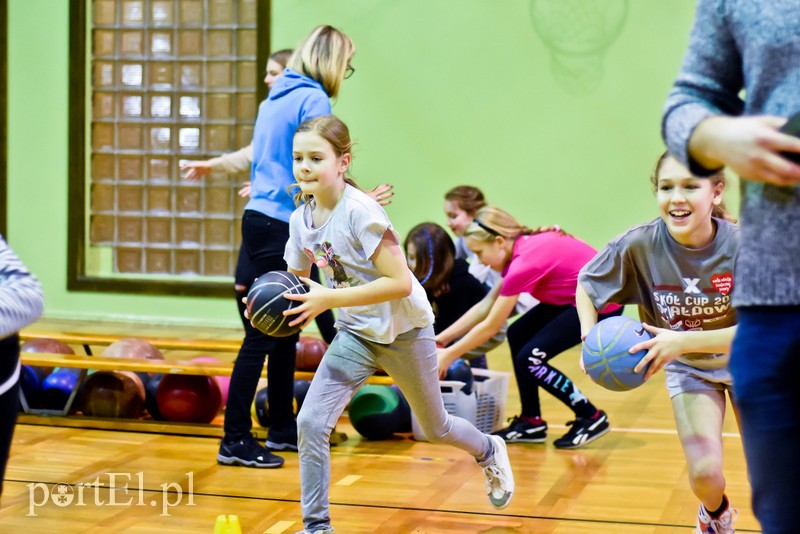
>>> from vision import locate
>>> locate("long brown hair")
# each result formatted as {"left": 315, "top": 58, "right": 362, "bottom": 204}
{"left": 651, "top": 151, "right": 736, "bottom": 223}
{"left": 292, "top": 115, "right": 360, "bottom": 205}
{"left": 269, "top": 48, "right": 294, "bottom": 69}
{"left": 464, "top": 206, "right": 567, "bottom": 242}
{"left": 404, "top": 223, "right": 456, "bottom": 296}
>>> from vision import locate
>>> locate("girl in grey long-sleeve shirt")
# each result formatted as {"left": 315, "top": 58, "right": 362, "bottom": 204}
{"left": 662, "top": 2, "right": 800, "bottom": 532}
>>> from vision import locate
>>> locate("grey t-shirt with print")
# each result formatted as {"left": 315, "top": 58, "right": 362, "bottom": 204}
{"left": 285, "top": 184, "right": 433, "bottom": 344}
{"left": 578, "top": 218, "right": 739, "bottom": 370}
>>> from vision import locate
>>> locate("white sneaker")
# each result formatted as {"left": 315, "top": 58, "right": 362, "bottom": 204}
{"left": 482, "top": 435, "right": 515, "bottom": 509}
{"left": 696, "top": 501, "right": 737, "bottom": 533}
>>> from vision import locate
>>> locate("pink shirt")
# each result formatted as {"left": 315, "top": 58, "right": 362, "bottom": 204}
{"left": 501, "top": 232, "right": 622, "bottom": 313}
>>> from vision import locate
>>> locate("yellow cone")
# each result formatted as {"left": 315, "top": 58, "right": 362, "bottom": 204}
{"left": 213, "top": 514, "right": 242, "bottom": 534}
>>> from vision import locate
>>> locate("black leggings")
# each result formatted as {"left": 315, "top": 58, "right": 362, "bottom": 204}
{"left": 507, "top": 303, "right": 622, "bottom": 420}
{"left": 0, "top": 334, "right": 20, "bottom": 497}
{"left": 226, "top": 210, "right": 335, "bottom": 440}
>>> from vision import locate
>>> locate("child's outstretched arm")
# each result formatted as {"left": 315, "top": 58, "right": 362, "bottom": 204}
{"left": 435, "top": 284, "right": 501, "bottom": 347}
{"left": 630, "top": 324, "right": 737, "bottom": 379}
{"left": 436, "top": 291, "right": 517, "bottom": 378}
{"left": 284, "top": 229, "right": 412, "bottom": 329}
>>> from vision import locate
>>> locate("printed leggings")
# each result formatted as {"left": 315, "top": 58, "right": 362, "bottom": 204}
{"left": 508, "top": 303, "right": 622, "bottom": 420}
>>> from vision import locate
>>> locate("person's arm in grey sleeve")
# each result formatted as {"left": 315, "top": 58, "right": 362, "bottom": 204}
{"left": 0, "top": 237, "right": 44, "bottom": 338}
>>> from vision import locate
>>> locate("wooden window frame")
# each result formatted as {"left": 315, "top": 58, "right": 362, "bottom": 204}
{"left": 67, "top": 0, "right": 270, "bottom": 296}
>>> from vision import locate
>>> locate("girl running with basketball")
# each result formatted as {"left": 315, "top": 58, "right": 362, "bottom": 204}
{"left": 576, "top": 153, "right": 740, "bottom": 534}
{"left": 436, "top": 207, "right": 622, "bottom": 449}
{"left": 215, "top": 27, "right": 389, "bottom": 469}
{"left": 283, "top": 115, "right": 514, "bottom": 534}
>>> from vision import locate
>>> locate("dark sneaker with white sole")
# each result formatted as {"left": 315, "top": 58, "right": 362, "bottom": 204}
{"left": 266, "top": 426, "right": 298, "bottom": 451}
{"left": 553, "top": 411, "right": 610, "bottom": 449}
{"left": 492, "top": 416, "right": 547, "bottom": 443}
{"left": 217, "top": 435, "right": 284, "bottom": 468}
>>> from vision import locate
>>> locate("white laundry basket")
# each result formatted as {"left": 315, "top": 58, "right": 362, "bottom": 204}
{"left": 411, "top": 368, "right": 510, "bottom": 440}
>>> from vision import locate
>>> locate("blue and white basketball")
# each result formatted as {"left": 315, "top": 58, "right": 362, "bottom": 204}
{"left": 582, "top": 316, "right": 653, "bottom": 392}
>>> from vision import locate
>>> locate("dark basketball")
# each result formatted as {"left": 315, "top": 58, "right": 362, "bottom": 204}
{"left": 252, "top": 385, "right": 299, "bottom": 427}
{"left": 445, "top": 358, "right": 475, "bottom": 395}
{"left": 294, "top": 380, "right": 312, "bottom": 413}
{"left": 20, "top": 365, "right": 49, "bottom": 410}
{"left": 247, "top": 271, "right": 309, "bottom": 337}
{"left": 145, "top": 373, "right": 165, "bottom": 420}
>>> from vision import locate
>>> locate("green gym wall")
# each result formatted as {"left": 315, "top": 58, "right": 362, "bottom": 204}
{"left": 6, "top": 0, "right": 734, "bottom": 327}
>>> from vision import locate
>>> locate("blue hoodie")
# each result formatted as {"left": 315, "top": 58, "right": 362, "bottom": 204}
{"left": 245, "top": 69, "right": 331, "bottom": 223}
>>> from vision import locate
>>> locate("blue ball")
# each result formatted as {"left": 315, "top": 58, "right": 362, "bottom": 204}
{"left": 582, "top": 316, "right": 653, "bottom": 392}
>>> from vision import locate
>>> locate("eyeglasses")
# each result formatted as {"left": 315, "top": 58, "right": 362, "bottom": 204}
{"left": 344, "top": 65, "right": 355, "bottom": 79}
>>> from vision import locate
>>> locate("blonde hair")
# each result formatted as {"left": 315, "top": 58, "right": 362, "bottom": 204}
{"left": 288, "top": 25, "right": 355, "bottom": 99}
{"left": 464, "top": 206, "right": 566, "bottom": 242}
{"left": 652, "top": 151, "right": 737, "bottom": 223}
{"left": 292, "top": 115, "right": 360, "bottom": 205}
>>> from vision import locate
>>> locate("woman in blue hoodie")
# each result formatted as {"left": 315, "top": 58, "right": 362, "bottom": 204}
{"left": 217, "top": 25, "right": 356, "bottom": 469}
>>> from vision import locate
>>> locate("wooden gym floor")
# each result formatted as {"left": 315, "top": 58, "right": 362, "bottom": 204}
{"left": 1, "top": 318, "right": 759, "bottom": 533}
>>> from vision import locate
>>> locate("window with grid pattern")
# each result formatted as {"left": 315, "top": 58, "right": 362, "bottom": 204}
{"left": 70, "top": 0, "right": 270, "bottom": 295}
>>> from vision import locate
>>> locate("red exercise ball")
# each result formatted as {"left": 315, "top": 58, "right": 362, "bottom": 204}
{"left": 102, "top": 338, "right": 165, "bottom": 360}
{"left": 80, "top": 371, "right": 145, "bottom": 418}
{"left": 191, "top": 357, "right": 231, "bottom": 406}
{"left": 295, "top": 336, "right": 327, "bottom": 372}
{"left": 156, "top": 374, "right": 222, "bottom": 424}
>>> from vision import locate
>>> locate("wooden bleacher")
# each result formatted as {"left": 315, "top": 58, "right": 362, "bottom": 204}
{"left": 17, "top": 328, "right": 391, "bottom": 440}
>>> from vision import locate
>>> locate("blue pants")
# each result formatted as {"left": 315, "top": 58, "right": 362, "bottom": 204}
{"left": 729, "top": 306, "right": 800, "bottom": 534}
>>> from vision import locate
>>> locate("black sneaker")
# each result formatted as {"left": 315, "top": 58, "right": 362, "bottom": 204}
{"left": 492, "top": 416, "right": 547, "bottom": 443}
{"left": 553, "top": 411, "right": 610, "bottom": 449}
{"left": 217, "top": 435, "right": 284, "bottom": 468}
{"left": 266, "top": 426, "right": 298, "bottom": 451}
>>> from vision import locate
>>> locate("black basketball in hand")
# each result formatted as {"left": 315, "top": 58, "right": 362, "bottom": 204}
{"left": 246, "top": 271, "right": 309, "bottom": 337}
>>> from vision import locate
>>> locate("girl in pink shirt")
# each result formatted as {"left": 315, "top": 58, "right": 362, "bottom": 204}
{"left": 437, "top": 206, "right": 621, "bottom": 449}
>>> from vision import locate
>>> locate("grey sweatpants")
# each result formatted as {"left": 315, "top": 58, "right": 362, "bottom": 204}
{"left": 297, "top": 325, "right": 492, "bottom": 531}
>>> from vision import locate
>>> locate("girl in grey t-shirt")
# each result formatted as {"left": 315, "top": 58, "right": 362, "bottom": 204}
{"left": 576, "top": 153, "right": 740, "bottom": 534}
{"left": 282, "top": 116, "right": 514, "bottom": 534}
